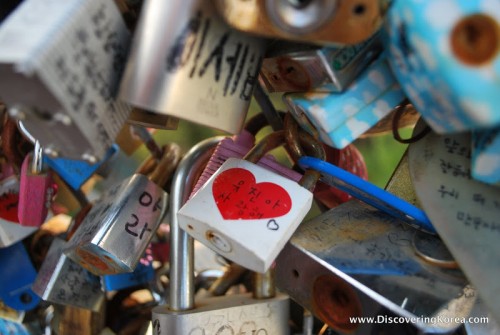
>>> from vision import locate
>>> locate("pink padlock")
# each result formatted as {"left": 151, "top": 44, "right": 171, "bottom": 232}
{"left": 190, "top": 113, "right": 302, "bottom": 197}
{"left": 18, "top": 141, "right": 57, "bottom": 227}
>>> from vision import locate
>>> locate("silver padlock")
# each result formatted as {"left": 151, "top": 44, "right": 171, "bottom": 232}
{"left": 119, "top": 0, "right": 265, "bottom": 134}
{"left": 260, "top": 31, "right": 383, "bottom": 93}
{"left": 64, "top": 143, "right": 181, "bottom": 275}
{"left": 0, "top": 0, "right": 131, "bottom": 161}
{"left": 152, "top": 137, "right": 290, "bottom": 335}
{"left": 33, "top": 224, "right": 105, "bottom": 312}
{"left": 275, "top": 153, "right": 476, "bottom": 334}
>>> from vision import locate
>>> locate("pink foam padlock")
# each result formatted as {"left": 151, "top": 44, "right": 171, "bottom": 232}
{"left": 191, "top": 113, "right": 302, "bottom": 197}
{"left": 18, "top": 142, "right": 57, "bottom": 227}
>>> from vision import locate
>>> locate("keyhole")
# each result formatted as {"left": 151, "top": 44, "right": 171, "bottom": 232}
{"left": 331, "top": 289, "right": 350, "bottom": 307}
{"left": 451, "top": 14, "right": 499, "bottom": 66}
{"left": 288, "top": 0, "right": 313, "bottom": 9}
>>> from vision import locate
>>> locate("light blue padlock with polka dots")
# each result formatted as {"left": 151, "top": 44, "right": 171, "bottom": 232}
{"left": 472, "top": 128, "right": 500, "bottom": 185}
{"left": 385, "top": 0, "right": 500, "bottom": 134}
{"left": 284, "top": 53, "right": 406, "bottom": 149}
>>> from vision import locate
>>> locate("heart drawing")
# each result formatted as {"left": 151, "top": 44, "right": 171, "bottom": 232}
{"left": 212, "top": 168, "right": 292, "bottom": 220}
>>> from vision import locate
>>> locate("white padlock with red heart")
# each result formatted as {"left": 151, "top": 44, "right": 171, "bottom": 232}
{"left": 178, "top": 154, "right": 317, "bottom": 273}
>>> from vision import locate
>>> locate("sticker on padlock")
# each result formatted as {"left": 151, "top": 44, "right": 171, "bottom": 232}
{"left": 0, "top": 0, "right": 131, "bottom": 161}
{"left": 214, "top": 0, "right": 386, "bottom": 46}
{"left": 102, "top": 256, "right": 155, "bottom": 292}
{"left": 119, "top": 0, "right": 265, "bottom": 134}
{"left": 408, "top": 121, "right": 500, "bottom": 324}
{"left": 179, "top": 130, "right": 324, "bottom": 273}
{"left": 44, "top": 144, "right": 119, "bottom": 191}
{"left": 18, "top": 141, "right": 57, "bottom": 227}
{"left": 471, "top": 128, "right": 500, "bottom": 185}
{"left": 385, "top": 0, "right": 500, "bottom": 133}
{"left": 153, "top": 136, "right": 289, "bottom": 334}
{"left": 33, "top": 237, "right": 104, "bottom": 312}
{"left": 260, "top": 31, "right": 384, "bottom": 93}
{"left": 64, "top": 143, "right": 181, "bottom": 275}
{"left": 276, "top": 154, "right": 475, "bottom": 334}
{"left": 0, "top": 241, "right": 40, "bottom": 311}
{"left": 285, "top": 53, "right": 406, "bottom": 149}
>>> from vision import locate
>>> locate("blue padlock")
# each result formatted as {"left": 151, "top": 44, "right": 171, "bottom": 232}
{"left": 102, "top": 260, "right": 155, "bottom": 292}
{"left": 284, "top": 53, "right": 406, "bottom": 149}
{"left": 44, "top": 144, "right": 119, "bottom": 190}
{"left": 472, "top": 128, "right": 500, "bottom": 185}
{"left": 0, "top": 242, "right": 40, "bottom": 311}
{"left": 385, "top": 0, "right": 500, "bottom": 133}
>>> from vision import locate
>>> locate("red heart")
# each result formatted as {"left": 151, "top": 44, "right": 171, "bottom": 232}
{"left": 212, "top": 168, "right": 292, "bottom": 220}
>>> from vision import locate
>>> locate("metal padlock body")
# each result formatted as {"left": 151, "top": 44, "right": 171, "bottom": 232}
{"left": 471, "top": 128, "right": 500, "bottom": 185}
{"left": 119, "top": 0, "right": 264, "bottom": 134}
{"left": 18, "top": 152, "right": 55, "bottom": 227}
{"left": 214, "top": 0, "right": 385, "bottom": 46}
{"left": 260, "top": 31, "right": 384, "bottom": 93}
{"left": 0, "top": 242, "right": 40, "bottom": 311}
{"left": 64, "top": 174, "right": 168, "bottom": 275}
{"left": 44, "top": 144, "right": 118, "bottom": 191}
{"left": 179, "top": 158, "right": 313, "bottom": 273}
{"left": 32, "top": 237, "right": 104, "bottom": 311}
{"left": 385, "top": 0, "right": 500, "bottom": 133}
{"left": 0, "top": 0, "right": 131, "bottom": 160}
{"left": 190, "top": 130, "right": 302, "bottom": 196}
{"left": 152, "top": 293, "right": 289, "bottom": 335}
{"left": 275, "top": 200, "right": 474, "bottom": 334}
{"left": 285, "top": 54, "right": 405, "bottom": 149}
{"left": 102, "top": 260, "right": 154, "bottom": 292}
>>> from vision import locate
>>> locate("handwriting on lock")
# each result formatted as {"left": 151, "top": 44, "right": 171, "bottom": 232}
{"left": 212, "top": 168, "right": 292, "bottom": 231}
{"left": 166, "top": 10, "right": 261, "bottom": 102}
{"left": 124, "top": 191, "right": 163, "bottom": 240}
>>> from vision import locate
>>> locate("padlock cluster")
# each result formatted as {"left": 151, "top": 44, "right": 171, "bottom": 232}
{"left": 0, "top": 0, "right": 499, "bottom": 334}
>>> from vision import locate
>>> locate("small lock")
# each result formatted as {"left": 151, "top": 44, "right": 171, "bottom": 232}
{"left": 276, "top": 153, "right": 474, "bottom": 334}
{"left": 214, "top": 0, "right": 385, "bottom": 46}
{"left": 119, "top": 0, "right": 265, "bottom": 134}
{"left": 152, "top": 137, "right": 289, "bottom": 334}
{"left": 0, "top": 0, "right": 131, "bottom": 161}
{"left": 178, "top": 129, "right": 324, "bottom": 273}
{"left": 0, "top": 241, "right": 40, "bottom": 311}
{"left": 385, "top": 0, "right": 500, "bottom": 133}
{"left": 285, "top": 52, "right": 406, "bottom": 149}
{"left": 32, "top": 231, "right": 105, "bottom": 312}
{"left": 64, "top": 142, "right": 181, "bottom": 275}
{"left": 260, "top": 30, "right": 384, "bottom": 93}
{"left": 18, "top": 141, "right": 56, "bottom": 227}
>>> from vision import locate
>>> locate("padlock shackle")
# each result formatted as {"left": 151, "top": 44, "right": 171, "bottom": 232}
{"left": 31, "top": 141, "right": 43, "bottom": 175}
{"left": 284, "top": 112, "right": 326, "bottom": 162}
{"left": 244, "top": 111, "right": 286, "bottom": 136}
{"left": 243, "top": 130, "right": 286, "bottom": 163}
{"left": 169, "top": 136, "right": 223, "bottom": 311}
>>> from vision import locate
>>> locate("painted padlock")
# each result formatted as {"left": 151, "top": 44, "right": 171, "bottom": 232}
{"left": 0, "top": 0, "right": 131, "bottom": 161}
{"left": 385, "top": 0, "right": 500, "bottom": 133}
{"left": 284, "top": 53, "right": 406, "bottom": 149}
{"left": 0, "top": 241, "right": 40, "bottom": 311}
{"left": 64, "top": 143, "right": 181, "bottom": 275}
{"left": 18, "top": 141, "right": 56, "bottom": 227}
{"left": 153, "top": 136, "right": 289, "bottom": 335}
{"left": 472, "top": 128, "right": 500, "bottom": 185}
{"left": 214, "top": 0, "right": 387, "bottom": 46}
{"left": 119, "top": 0, "right": 264, "bottom": 134}
{"left": 178, "top": 130, "right": 324, "bottom": 273}
{"left": 260, "top": 30, "right": 383, "bottom": 93}
{"left": 190, "top": 112, "right": 302, "bottom": 197}
{"left": 102, "top": 253, "right": 155, "bottom": 292}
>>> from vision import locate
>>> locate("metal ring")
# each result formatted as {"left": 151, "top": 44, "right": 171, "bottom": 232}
{"left": 392, "top": 100, "right": 431, "bottom": 144}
